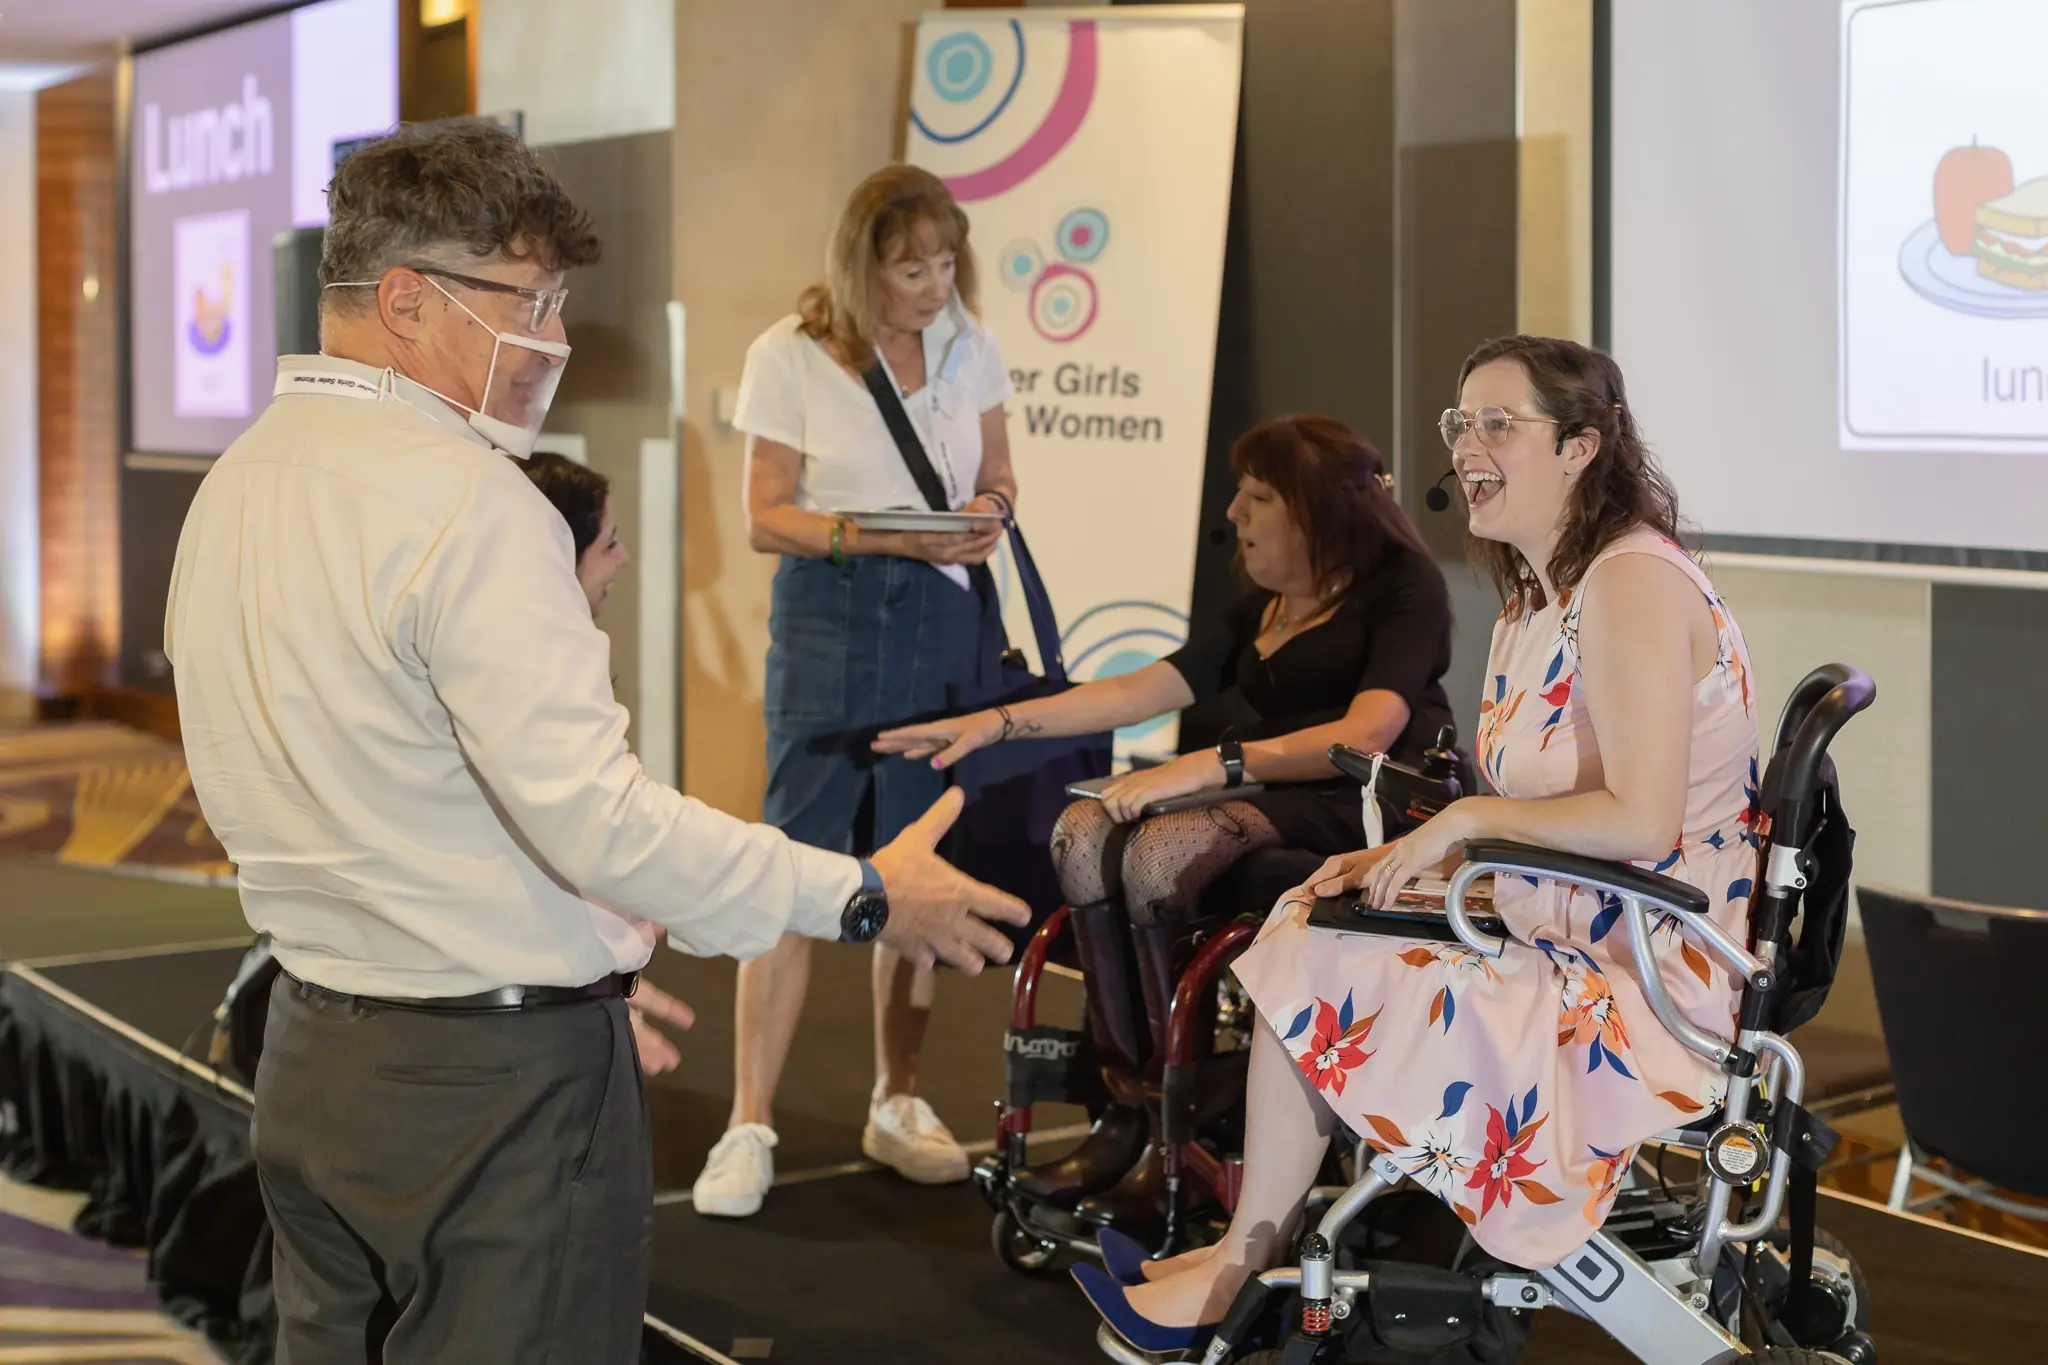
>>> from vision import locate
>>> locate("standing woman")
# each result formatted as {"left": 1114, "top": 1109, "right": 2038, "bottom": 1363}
{"left": 690, "top": 165, "right": 1018, "bottom": 1217}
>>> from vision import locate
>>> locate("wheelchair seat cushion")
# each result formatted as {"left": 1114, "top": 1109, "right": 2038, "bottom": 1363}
{"left": 1226, "top": 530, "right": 1762, "bottom": 1273}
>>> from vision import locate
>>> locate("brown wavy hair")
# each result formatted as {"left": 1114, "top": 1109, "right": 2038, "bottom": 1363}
{"left": 1457, "top": 336, "right": 1681, "bottom": 616}
{"left": 798, "top": 164, "right": 979, "bottom": 371}
{"left": 1229, "top": 415, "right": 1428, "bottom": 596}
{"left": 320, "top": 119, "right": 600, "bottom": 310}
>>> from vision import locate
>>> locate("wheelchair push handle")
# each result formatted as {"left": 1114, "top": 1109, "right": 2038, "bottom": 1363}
{"left": 1765, "top": 664, "right": 1875, "bottom": 848}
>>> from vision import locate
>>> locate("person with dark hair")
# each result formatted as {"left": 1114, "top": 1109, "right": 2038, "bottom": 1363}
{"left": 1069, "top": 337, "right": 1762, "bottom": 1356}
{"left": 690, "top": 163, "right": 1020, "bottom": 1219}
{"left": 164, "top": 119, "right": 1027, "bottom": 1363}
{"left": 522, "top": 452, "right": 630, "bottom": 615}
{"left": 520, "top": 451, "right": 703, "bottom": 1080}
{"left": 876, "top": 414, "right": 1460, "bottom": 1228}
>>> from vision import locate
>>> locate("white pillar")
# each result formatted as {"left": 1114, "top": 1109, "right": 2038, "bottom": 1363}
{"left": 0, "top": 90, "right": 38, "bottom": 719}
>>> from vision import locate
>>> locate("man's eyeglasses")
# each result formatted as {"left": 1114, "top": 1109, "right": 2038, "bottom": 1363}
{"left": 1439, "top": 406, "right": 1561, "bottom": 451}
{"left": 411, "top": 266, "right": 568, "bottom": 334}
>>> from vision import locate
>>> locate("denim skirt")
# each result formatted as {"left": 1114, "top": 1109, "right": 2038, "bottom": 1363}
{"left": 762, "top": 554, "right": 983, "bottom": 854}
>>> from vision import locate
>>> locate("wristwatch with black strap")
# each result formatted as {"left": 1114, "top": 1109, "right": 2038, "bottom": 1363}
{"left": 840, "top": 858, "right": 891, "bottom": 943}
{"left": 1216, "top": 735, "right": 1246, "bottom": 789}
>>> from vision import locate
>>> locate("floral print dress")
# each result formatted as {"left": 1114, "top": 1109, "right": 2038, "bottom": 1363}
{"left": 1230, "top": 529, "right": 1762, "bottom": 1270}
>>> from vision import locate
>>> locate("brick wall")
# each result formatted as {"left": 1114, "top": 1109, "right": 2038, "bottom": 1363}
{"left": 35, "top": 69, "right": 120, "bottom": 699}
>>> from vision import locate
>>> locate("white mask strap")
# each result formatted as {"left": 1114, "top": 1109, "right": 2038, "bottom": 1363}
{"left": 1361, "top": 752, "right": 1387, "bottom": 849}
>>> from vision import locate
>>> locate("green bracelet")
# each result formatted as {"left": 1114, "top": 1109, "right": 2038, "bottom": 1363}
{"left": 829, "top": 517, "right": 847, "bottom": 566}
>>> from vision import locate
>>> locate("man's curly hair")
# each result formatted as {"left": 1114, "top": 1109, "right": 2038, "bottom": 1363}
{"left": 319, "top": 119, "right": 601, "bottom": 311}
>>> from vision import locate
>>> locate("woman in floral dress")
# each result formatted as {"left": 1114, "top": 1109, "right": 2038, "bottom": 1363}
{"left": 1076, "top": 334, "right": 1762, "bottom": 1350}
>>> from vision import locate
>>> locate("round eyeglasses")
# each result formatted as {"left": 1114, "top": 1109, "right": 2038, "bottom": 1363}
{"left": 1439, "top": 406, "right": 1561, "bottom": 450}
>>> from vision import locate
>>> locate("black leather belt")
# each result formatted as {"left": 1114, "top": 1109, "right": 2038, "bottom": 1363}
{"left": 285, "top": 969, "right": 638, "bottom": 1013}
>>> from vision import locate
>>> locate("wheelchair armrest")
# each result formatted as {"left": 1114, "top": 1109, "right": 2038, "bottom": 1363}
{"left": 1461, "top": 839, "right": 1711, "bottom": 918}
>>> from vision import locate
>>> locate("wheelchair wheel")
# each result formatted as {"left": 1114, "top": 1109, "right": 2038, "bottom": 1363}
{"left": 1756, "top": 1225, "right": 1870, "bottom": 1343}
{"left": 1804, "top": 1228, "right": 1871, "bottom": 1335}
{"left": 1750, "top": 1351, "right": 1856, "bottom": 1364}
{"left": 991, "top": 1207, "right": 1062, "bottom": 1275}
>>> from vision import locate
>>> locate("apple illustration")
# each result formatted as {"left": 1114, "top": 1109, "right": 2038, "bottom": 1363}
{"left": 1935, "top": 139, "right": 2014, "bottom": 255}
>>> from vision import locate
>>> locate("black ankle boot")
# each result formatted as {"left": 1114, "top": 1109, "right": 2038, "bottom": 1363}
{"left": 1012, "top": 1101, "right": 1149, "bottom": 1208}
{"left": 1072, "top": 1123, "right": 1169, "bottom": 1246}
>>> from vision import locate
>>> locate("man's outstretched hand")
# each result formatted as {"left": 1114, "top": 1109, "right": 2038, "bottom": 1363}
{"left": 868, "top": 788, "right": 1031, "bottom": 974}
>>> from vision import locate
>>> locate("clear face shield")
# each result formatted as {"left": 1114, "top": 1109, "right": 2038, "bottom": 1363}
{"left": 420, "top": 275, "right": 569, "bottom": 458}
{"left": 321, "top": 267, "right": 572, "bottom": 458}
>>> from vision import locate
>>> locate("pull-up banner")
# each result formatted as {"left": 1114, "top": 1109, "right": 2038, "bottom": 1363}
{"left": 906, "top": 4, "right": 1244, "bottom": 763}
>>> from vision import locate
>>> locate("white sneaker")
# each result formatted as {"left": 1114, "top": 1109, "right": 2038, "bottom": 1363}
{"left": 862, "top": 1094, "right": 970, "bottom": 1185}
{"left": 691, "top": 1123, "right": 777, "bottom": 1218}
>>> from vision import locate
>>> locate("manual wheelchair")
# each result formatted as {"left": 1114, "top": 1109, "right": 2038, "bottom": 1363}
{"left": 975, "top": 732, "right": 1471, "bottom": 1266}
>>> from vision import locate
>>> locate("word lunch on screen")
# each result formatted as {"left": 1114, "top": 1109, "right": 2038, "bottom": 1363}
{"left": 129, "top": 0, "right": 397, "bottom": 458}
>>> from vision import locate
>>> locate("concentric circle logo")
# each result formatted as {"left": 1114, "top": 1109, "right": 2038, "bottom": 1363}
{"left": 927, "top": 32, "right": 994, "bottom": 103}
{"left": 998, "top": 239, "right": 1044, "bottom": 292}
{"left": 1056, "top": 207, "right": 1109, "bottom": 262}
{"left": 909, "top": 19, "right": 1099, "bottom": 203}
{"left": 1029, "top": 262, "right": 1098, "bottom": 343}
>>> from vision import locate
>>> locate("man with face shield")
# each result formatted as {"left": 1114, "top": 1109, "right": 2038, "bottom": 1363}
{"left": 163, "top": 120, "right": 1029, "bottom": 1363}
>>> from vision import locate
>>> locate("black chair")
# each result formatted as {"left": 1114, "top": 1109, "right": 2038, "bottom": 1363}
{"left": 1858, "top": 885, "right": 2048, "bottom": 1219}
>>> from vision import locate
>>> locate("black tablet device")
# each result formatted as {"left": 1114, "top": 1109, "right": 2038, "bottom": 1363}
{"left": 1305, "top": 887, "right": 1508, "bottom": 943}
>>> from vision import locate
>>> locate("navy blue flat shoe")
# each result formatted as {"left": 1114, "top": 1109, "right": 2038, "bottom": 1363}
{"left": 1097, "top": 1227, "right": 1155, "bottom": 1286}
{"left": 1072, "top": 1263, "right": 1216, "bottom": 1356}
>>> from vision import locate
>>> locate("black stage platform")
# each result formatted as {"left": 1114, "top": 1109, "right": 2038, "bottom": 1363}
{"left": 3, "top": 941, "right": 2043, "bottom": 1365}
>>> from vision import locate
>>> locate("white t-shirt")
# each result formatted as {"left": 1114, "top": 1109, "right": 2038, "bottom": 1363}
{"left": 734, "top": 297, "right": 1013, "bottom": 524}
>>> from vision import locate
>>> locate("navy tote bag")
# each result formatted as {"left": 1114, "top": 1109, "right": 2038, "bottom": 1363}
{"left": 862, "top": 364, "right": 1113, "bottom": 942}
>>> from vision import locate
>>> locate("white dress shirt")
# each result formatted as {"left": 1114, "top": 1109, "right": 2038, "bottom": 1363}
{"left": 732, "top": 298, "right": 1013, "bottom": 589}
{"left": 165, "top": 354, "right": 860, "bottom": 998}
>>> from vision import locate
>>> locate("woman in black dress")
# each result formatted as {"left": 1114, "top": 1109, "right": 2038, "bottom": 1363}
{"left": 875, "top": 415, "right": 1461, "bottom": 1219}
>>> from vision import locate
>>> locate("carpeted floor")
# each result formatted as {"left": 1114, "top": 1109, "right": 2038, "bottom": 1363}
{"left": 0, "top": 1184, "right": 226, "bottom": 1363}
{"left": 0, "top": 723, "right": 232, "bottom": 884}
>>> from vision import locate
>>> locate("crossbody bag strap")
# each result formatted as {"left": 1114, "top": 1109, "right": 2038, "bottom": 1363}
{"left": 861, "top": 360, "right": 951, "bottom": 513}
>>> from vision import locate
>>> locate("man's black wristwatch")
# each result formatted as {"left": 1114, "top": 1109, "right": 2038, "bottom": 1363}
{"left": 840, "top": 859, "right": 890, "bottom": 943}
{"left": 1216, "top": 736, "right": 1246, "bottom": 788}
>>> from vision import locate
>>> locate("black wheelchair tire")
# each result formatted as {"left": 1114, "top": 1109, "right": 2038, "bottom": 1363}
{"left": 991, "top": 1208, "right": 1062, "bottom": 1275}
{"left": 1748, "top": 1351, "right": 1854, "bottom": 1364}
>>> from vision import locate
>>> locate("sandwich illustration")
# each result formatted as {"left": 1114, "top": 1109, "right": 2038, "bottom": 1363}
{"left": 1902, "top": 140, "right": 2048, "bottom": 317}
{"left": 1972, "top": 177, "right": 2048, "bottom": 291}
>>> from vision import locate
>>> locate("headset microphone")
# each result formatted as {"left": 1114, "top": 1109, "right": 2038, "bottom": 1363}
{"left": 1424, "top": 470, "right": 1457, "bottom": 512}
